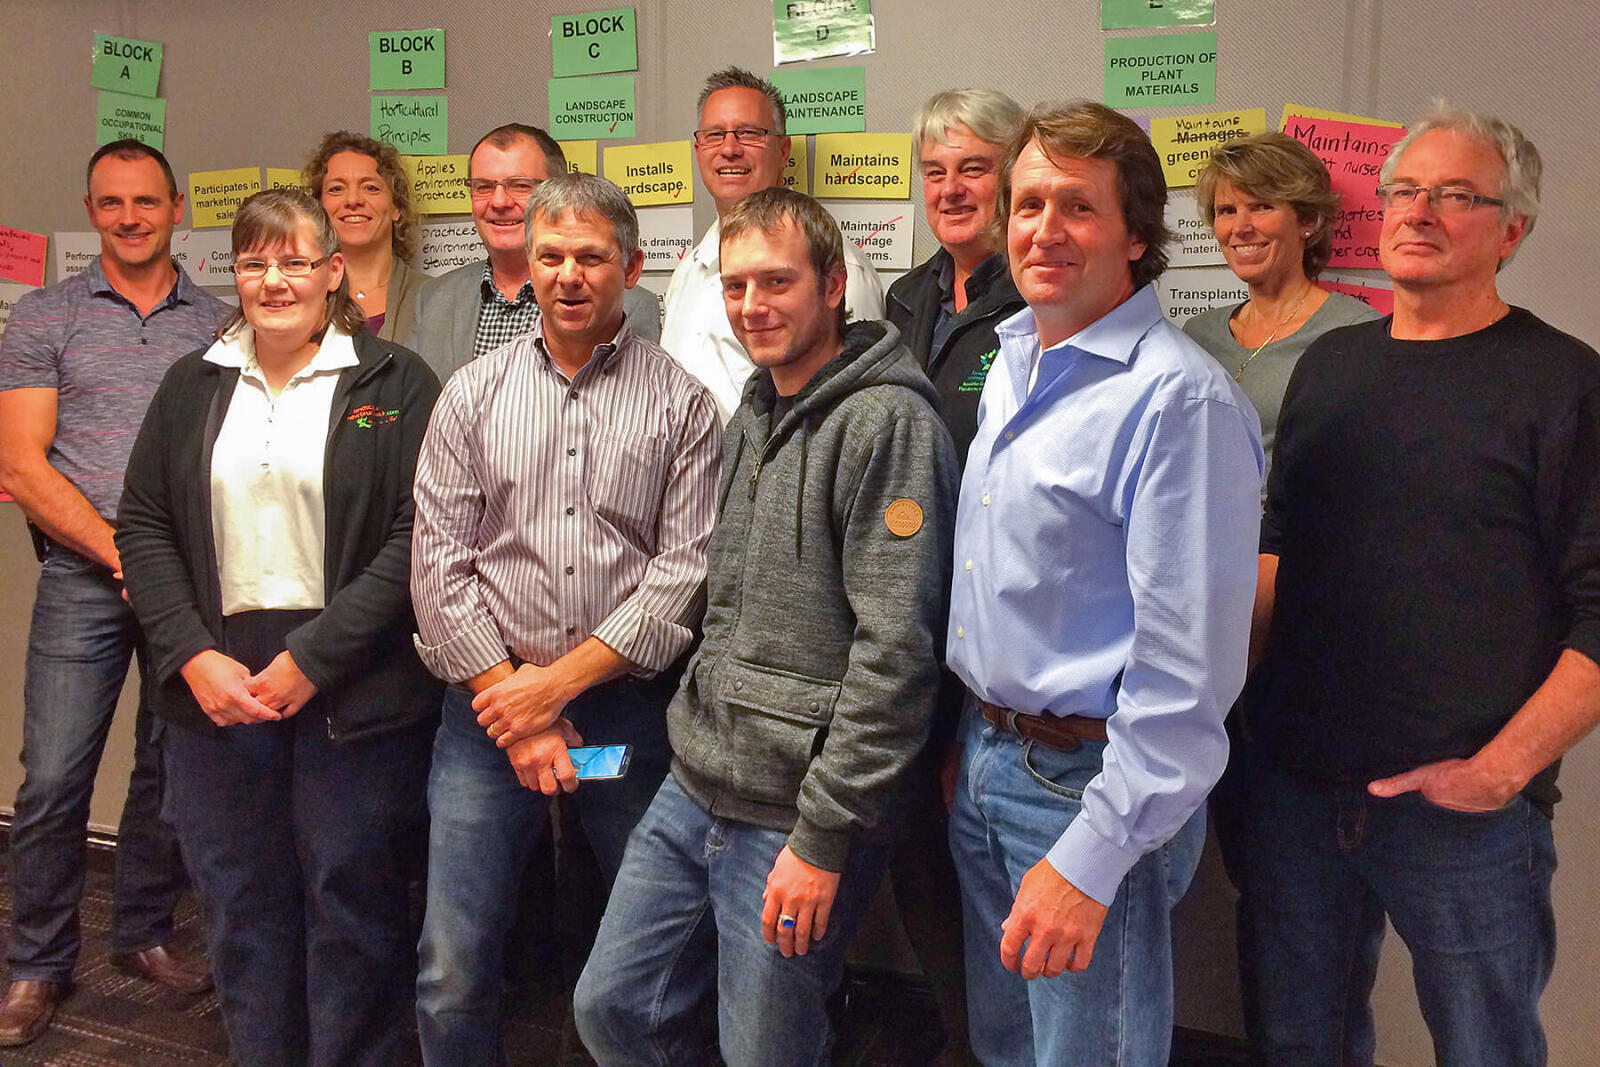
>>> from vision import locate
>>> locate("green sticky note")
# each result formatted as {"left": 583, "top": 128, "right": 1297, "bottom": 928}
{"left": 771, "top": 66, "right": 865, "bottom": 134}
{"left": 96, "top": 91, "right": 166, "bottom": 150}
{"left": 773, "top": 0, "right": 874, "bottom": 65}
{"left": 551, "top": 9, "right": 638, "bottom": 77}
{"left": 370, "top": 95, "right": 448, "bottom": 155}
{"left": 1104, "top": 33, "right": 1216, "bottom": 109}
{"left": 547, "top": 75, "right": 635, "bottom": 140}
{"left": 1101, "top": 0, "right": 1214, "bottom": 29}
{"left": 91, "top": 34, "right": 163, "bottom": 98}
{"left": 369, "top": 30, "right": 445, "bottom": 90}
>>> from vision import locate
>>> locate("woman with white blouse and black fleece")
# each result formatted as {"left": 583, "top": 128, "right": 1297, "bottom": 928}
{"left": 116, "top": 187, "right": 441, "bottom": 1067}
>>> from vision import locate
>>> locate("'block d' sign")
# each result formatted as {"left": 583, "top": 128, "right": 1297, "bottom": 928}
{"left": 370, "top": 30, "right": 446, "bottom": 90}
{"left": 552, "top": 8, "right": 638, "bottom": 78}
{"left": 91, "top": 34, "right": 163, "bottom": 99}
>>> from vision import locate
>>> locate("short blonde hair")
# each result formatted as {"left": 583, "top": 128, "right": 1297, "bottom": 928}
{"left": 1195, "top": 132, "right": 1341, "bottom": 279}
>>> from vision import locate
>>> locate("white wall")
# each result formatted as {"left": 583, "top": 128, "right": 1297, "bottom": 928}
{"left": 2, "top": 2, "right": 1598, "bottom": 1061}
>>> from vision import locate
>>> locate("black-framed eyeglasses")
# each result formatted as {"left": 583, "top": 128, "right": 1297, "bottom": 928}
{"left": 231, "top": 256, "right": 329, "bottom": 279}
{"left": 467, "top": 177, "right": 543, "bottom": 200}
{"left": 692, "top": 127, "right": 771, "bottom": 147}
{"left": 1375, "top": 183, "right": 1505, "bottom": 213}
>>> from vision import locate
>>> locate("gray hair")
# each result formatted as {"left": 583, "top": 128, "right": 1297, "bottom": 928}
{"left": 913, "top": 89, "right": 1024, "bottom": 156}
{"left": 1380, "top": 100, "right": 1541, "bottom": 261}
{"left": 522, "top": 172, "right": 640, "bottom": 260}
{"left": 697, "top": 66, "right": 787, "bottom": 135}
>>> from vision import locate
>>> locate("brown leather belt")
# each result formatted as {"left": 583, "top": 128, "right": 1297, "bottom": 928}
{"left": 979, "top": 700, "right": 1108, "bottom": 752}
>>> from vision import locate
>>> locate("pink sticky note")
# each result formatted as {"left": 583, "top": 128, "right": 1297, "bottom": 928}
{"left": 0, "top": 225, "right": 48, "bottom": 287}
{"left": 1319, "top": 279, "right": 1394, "bottom": 317}
{"left": 1281, "top": 117, "right": 1406, "bottom": 271}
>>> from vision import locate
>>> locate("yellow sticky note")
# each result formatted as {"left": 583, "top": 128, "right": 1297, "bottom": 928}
{"left": 189, "top": 168, "right": 263, "bottom": 229}
{"left": 559, "top": 140, "right": 599, "bottom": 176}
{"left": 603, "top": 141, "right": 693, "bottom": 206}
{"left": 812, "top": 134, "right": 912, "bottom": 200}
{"left": 781, "top": 142, "right": 810, "bottom": 195}
{"left": 264, "top": 168, "right": 303, "bottom": 191}
{"left": 1150, "top": 108, "right": 1266, "bottom": 188}
{"left": 1280, "top": 104, "right": 1402, "bottom": 130}
{"left": 401, "top": 155, "right": 471, "bottom": 215}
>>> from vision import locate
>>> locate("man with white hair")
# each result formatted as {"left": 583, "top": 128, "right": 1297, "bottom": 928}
{"left": 1243, "top": 104, "right": 1600, "bottom": 1063}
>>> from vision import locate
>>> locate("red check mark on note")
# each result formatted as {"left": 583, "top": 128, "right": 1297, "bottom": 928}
{"left": 609, "top": 119, "right": 620, "bottom": 132}
{"left": 856, "top": 216, "right": 903, "bottom": 247}
{"left": 677, "top": 246, "right": 688, "bottom": 259}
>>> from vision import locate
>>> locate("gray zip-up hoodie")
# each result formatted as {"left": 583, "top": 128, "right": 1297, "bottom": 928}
{"left": 667, "top": 320, "right": 958, "bottom": 871}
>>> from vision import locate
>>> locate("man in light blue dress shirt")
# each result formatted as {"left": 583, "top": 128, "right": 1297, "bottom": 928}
{"left": 945, "top": 101, "right": 1264, "bottom": 1066}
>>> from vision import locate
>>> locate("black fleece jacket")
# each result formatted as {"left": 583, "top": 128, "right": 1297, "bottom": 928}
{"left": 116, "top": 330, "right": 443, "bottom": 741}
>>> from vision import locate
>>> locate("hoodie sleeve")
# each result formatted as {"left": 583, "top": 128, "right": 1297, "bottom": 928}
{"left": 785, "top": 403, "right": 959, "bottom": 871}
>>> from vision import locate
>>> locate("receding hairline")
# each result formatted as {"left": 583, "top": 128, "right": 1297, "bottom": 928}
{"left": 87, "top": 151, "right": 176, "bottom": 196}
{"left": 699, "top": 85, "right": 783, "bottom": 129}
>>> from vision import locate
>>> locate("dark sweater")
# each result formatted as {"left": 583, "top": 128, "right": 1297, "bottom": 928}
{"left": 116, "top": 331, "right": 444, "bottom": 741}
{"left": 1249, "top": 309, "right": 1600, "bottom": 811}
{"left": 886, "top": 249, "right": 1025, "bottom": 465}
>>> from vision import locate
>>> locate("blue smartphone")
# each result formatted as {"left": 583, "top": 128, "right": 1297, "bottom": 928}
{"left": 569, "top": 744, "right": 632, "bottom": 780}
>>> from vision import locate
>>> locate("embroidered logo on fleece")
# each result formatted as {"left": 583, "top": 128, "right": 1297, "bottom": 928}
{"left": 347, "top": 404, "right": 400, "bottom": 428}
{"left": 884, "top": 498, "right": 924, "bottom": 538}
{"left": 958, "top": 347, "right": 999, "bottom": 393}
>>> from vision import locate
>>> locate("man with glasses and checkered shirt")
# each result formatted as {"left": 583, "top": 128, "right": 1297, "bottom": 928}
{"left": 403, "top": 122, "right": 658, "bottom": 382}
{"left": 660, "top": 67, "right": 884, "bottom": 422}
{"left": 1242, "top": 103, "right": 1600, "bottom": 1064}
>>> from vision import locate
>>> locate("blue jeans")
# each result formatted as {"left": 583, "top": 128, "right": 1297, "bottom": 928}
{"left": 416, "top": 674, "right": 674, "bottom": 1065}
{"left": 1242, "top": 762, "right": 1556, "bottom": 1067}
{"left": 573, "top": 773, "right": 891, "bottom": 1067}
{"left": 162, "top": 705, "right": 432, "bottom": 1067}
{"left": 949, "top": 707, "right": 1205, "bottom": 1067}
{"left": 8, "top": 547, "right": 185, "bottom": 980}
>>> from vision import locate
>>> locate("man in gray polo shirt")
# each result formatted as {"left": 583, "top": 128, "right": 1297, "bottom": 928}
{"left": 0, "top": 139, "right": 228, "bottom": 1045}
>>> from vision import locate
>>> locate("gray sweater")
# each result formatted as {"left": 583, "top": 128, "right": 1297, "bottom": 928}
{"left": 1184, "top": 290, "right": 1379, "bottom": 496}
{"left": 667, "top": 320, "right": 958, "bottom": 871}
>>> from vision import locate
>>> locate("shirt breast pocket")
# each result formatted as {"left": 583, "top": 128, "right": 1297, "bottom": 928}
{"left": 586, "top": 431, "right": 669, "bottom": 542}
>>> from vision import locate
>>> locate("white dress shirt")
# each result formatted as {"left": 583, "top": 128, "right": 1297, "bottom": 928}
{"left": 659, "top": 218, "right": 886, "bottom": 423}
{"left": 205, "top": 324, "right": 360, "bottom": 614}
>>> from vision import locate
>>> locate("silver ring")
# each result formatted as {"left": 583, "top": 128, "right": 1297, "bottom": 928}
{"left": 779, "top": 914, "right": 797, "bottom": 929}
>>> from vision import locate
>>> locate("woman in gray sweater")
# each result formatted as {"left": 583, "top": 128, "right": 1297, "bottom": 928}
{"left": 1184, "top": 131, "right": 1380, "bottom": 492}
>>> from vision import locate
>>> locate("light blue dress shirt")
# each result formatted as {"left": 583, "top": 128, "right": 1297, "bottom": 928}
{"left": 947, "top": 284, "right": 1264, "bottom": 905}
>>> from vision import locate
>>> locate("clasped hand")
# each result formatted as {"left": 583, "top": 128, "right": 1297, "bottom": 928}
{"left": 180, "top": 649, "right": 317, "bottom": 726}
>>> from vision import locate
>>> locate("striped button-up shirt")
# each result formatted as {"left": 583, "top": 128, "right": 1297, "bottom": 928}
{"left": 411, "top": 319, "right": 722, "bottom": 682}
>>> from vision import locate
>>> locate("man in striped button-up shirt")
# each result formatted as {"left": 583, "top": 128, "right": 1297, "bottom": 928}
{"left": 409, "top": 173, "right": 721, "bottom": 1062}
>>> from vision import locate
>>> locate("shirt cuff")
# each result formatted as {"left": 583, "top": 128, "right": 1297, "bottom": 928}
{"left": 413, "top": 615, "right": 510, "bottom": 683}
{"left": 589, "top": 601, "right": 690, "bottom": 676}
{"left": 1044, "top": 813, "right": 1145, "bottom": 907}
{"left": 786, "top": 815, "right": 851, "bottom": 873}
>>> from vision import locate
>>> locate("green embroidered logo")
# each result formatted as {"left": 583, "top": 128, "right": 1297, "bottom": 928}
{"left": 958, "top": 347, "right": 999, "bottom": 393}
{"left": 346, "top": 404, "right": 400, "bottom": 428}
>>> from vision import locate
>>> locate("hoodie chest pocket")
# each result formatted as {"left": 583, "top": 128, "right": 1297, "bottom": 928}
{"left": 586, "top": 431, "right": 668, "bottom": 541}
{"left": 716, "top": 659, "right": 841, "bottom": 804}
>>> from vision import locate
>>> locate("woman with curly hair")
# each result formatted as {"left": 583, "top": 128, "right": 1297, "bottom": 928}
{"left": 303, "top": 130, "right": 426, "bottom": 343}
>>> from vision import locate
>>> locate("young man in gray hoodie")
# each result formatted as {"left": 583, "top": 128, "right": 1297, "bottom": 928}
{"left": 575, "top": 187, "right": 958, "bottom": 1066}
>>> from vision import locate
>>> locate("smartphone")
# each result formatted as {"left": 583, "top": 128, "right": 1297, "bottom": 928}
{"left": 569, "top": 744, "right": 632, "bottom": 780}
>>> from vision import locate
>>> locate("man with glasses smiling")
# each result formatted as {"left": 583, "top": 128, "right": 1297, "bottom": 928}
{"left": 405, "top": 123, "right": 658, "bottom": 383}
{"left": 1242, "top": 104, "right": 1600, "bottom": 1063}
{"left": 661, "top": 67, "right": 883, "bottom": 422}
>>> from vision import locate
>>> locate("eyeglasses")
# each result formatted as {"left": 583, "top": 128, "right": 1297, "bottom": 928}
{"left": 692, "top": 127, "right": 772, "bottom": 147}
{"left": 467, "top": 177, "right": 543, "bottom": 200}
{"left": 1375, "top": 183, "right": 1506, "bottom": 213}
{"left": 231, "top": 256, "right": 328, "bottom": 279}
